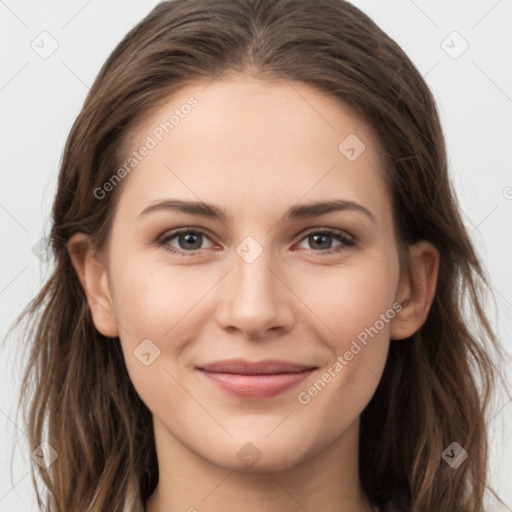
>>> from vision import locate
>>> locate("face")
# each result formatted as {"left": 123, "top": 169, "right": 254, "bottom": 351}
{"left": 84, "top": 75, "right": 409, "bottom": 472}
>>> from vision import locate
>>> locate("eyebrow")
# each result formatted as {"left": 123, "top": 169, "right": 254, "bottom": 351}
{"left": 139, "top": 199, "right": 376, "bottom": 223}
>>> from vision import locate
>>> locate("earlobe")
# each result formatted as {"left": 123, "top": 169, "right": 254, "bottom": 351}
{"left": 390, "top": 240, "right": 440, "bottom": 341}
{"left": 67, "top": 233, "right": 120, "bottom": 338}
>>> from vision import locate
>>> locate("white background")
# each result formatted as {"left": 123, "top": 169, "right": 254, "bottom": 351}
{"left": 1, "top": 0, "right": 511, "bottom": 510}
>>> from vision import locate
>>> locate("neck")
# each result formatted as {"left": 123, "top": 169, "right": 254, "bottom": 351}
{"left": 145, "top": 417, "right": 376, "bottom": 512}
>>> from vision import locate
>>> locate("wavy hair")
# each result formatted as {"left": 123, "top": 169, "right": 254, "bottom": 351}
{"left": 6, "top": 0, "right": 510, "bottom": 510}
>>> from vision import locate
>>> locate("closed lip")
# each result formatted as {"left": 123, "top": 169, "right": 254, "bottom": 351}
{"left": 196, "top": 359, "right": 318, "bottom": 375}
{"left": 196, "top": 359, "right": 318, "bottom": 399}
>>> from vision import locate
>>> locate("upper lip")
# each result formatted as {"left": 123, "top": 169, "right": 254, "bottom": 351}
{"left": 197, "top": 359, "right": 317, "bottom": 375}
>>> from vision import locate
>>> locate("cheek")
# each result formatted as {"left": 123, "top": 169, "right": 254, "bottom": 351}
{"left": 108, "top": 257, "right": 202, "bottom": 404}
{"left": 297, "top": 254, "right": 398, "bottom": 416}
{"left": 110, "top": 254, "right": 203, "bottom": 336}
{"left": 305, "top": 255, "right": 398, "bottom": 350}
{"left": 293, "top": 262, "right": 397, "bottom": 423}
{"left": 106, "top": 259, "right": 196, "bottom": 389}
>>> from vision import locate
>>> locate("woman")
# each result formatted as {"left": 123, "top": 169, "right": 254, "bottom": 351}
{"left": 11, "top": 0, "right": 510, "bottom": 510}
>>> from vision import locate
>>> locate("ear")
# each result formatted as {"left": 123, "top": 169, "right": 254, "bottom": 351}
{"left": 67, "top": 233, "right": 119, "bottom": 338}
{"left": 390, "top": 240, "right": 439, "bottom": 340}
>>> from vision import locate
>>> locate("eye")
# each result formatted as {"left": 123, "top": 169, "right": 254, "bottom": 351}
{"left": 158, "top": 228, "right": 216, "bottom": 256}
{"left": 157, "top": 227, "right": 356, "bottom": 257}
{"left": 295, "top": 228, "right": 356, "bottom": 254}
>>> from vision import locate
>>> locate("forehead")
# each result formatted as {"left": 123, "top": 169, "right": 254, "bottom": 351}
{"left": 116, "top": 75, "right": 390, "bottom": 222}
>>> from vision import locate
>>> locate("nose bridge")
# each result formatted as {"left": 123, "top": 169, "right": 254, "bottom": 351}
{"left": 216, "top": 234, "right": 294, "bottom": 337}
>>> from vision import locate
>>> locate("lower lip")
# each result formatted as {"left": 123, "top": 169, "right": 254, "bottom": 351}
{"left": 198, "top": 369, "right": 316, "bottom": 399}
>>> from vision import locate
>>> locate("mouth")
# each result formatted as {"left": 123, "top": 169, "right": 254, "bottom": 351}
{"left": 196, "top": 359, "right": 318, "bottom": 399}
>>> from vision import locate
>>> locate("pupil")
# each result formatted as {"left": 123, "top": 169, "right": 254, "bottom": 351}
{"left": 180, "top": 233, "right": 201, "bottom": 250}
{"left": 312, "top": 234, "right": 331, "bottom": 249}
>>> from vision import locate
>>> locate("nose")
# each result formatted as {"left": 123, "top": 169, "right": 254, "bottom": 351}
{"left": 215, "top": 246, "right": 296, "bottom": 340}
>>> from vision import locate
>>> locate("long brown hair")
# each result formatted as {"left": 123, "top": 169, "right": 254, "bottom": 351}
{"left": 7, "top": 0, "right": 510, "bottom": 510}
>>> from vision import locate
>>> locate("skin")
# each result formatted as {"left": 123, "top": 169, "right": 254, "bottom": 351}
{"left": 68, "top": 74, "right": 439, "bottom": 512}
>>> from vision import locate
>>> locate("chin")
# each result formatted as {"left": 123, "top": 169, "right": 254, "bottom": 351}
{"left": 203, "top": 437, "right": 311, "bottom": 473}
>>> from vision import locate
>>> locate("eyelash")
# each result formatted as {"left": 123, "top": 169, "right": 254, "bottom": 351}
{"left": 157, "top": 227, "right": 357, "bottom": 257}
